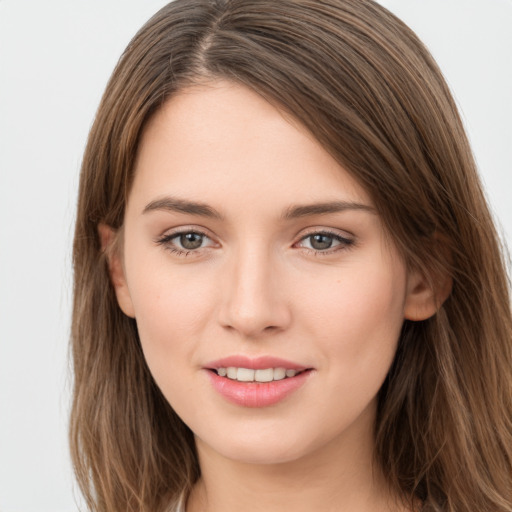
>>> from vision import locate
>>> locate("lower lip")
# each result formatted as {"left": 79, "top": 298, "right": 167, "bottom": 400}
{"left": 205, "top": 370, "right": 312, "bottom": 408}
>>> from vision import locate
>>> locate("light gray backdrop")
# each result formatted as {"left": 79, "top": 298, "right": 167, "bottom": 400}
{"left": 0, "top": 1, "right": 510, "bottom": 511}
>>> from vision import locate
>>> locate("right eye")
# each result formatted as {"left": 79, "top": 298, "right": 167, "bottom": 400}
{"left": 156, "top": 229, "right": 215, "bottom": 256}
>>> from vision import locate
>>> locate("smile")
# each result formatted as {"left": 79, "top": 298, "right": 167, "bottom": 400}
{"left": 205, "top": 356, "right": 313, "bottom": 407}
{"left": 215, "top": 367, "right": 301, "bottom": 382}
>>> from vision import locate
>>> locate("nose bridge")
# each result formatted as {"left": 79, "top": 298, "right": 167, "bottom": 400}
{"left": 219, "top": 237, "right": 290, "bottom": 338}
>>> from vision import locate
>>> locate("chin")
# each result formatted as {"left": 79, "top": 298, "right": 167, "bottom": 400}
{"left": 194, "top": 423, "right": 329, "bottom": 466}
{"left": 214, "top": 442, "right": 309, "bottom": 466}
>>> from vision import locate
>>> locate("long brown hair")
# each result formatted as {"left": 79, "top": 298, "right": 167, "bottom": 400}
{"left": 70, "top": 1, "right": 512, "bottom": 511}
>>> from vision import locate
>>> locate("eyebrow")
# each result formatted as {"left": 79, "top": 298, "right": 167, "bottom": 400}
{"left": 281, "top": 201, "right": 376, "bottom": 219}
{"left": 143, "top": 197, "right": 224, "bottom": 219}
{"left": 142, "top": 196, "right": 376, "bottom": 220}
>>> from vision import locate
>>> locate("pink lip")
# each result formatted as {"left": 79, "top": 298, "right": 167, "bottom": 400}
{"left": 205, "top": 355, "right": 308, "bottom": 371}
{"left": 203, "top": 355, "right": 313, "bottom": 408}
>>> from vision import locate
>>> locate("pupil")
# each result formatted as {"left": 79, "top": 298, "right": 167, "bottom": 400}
{"left": 311, "top": 234, "right": 332, "bottom": 250}
{"left": 181, "top": 233, "right": 203, "bottom": 250}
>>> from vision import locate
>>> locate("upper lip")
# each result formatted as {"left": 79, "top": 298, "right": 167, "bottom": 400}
{"left": 204, "top": 355, "right": 309, "bottom": 371}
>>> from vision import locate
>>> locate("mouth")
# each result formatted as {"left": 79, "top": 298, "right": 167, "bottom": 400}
{"left": 210, "top": 366, "right": 309, "bottom": 382}
{"left": 204, "top": 357, "right": 314, "bottom": 407}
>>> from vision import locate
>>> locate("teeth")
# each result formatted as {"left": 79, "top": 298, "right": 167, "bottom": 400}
{"left": 237, "top": 368, "right": 255, "bottom": 382}
{"left": 255, "top": 368, "right": 274, "bottom": 382}
{"left": 216, "top": 367, "right": 301, "bottom": 382}
{"left": 274, "top": 368, "right": 286, "bottom": 380}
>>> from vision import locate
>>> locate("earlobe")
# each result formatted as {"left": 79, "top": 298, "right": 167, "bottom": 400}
{"left": 404, "top": 266, "right": 452, "bottom": 321}
{"left": 98, "top": 223, "right": 136, "bottom": 318}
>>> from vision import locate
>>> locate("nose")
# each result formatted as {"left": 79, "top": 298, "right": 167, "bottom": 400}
{"left": 217, "top": 243, "right": 292, "bottom": 339}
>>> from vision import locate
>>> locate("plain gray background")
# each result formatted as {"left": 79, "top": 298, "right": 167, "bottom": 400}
{"left": 0, "top": 1, "right": 511, "bottom": 511}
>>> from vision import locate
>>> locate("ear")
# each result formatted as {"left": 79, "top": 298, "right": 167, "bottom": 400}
{"left": 404, "top": 264, "right": 452, "bottom": 321}
{"left": 98, "top": 223, "right": 135, "bottom": 318}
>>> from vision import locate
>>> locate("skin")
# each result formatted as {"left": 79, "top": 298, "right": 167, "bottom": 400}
{"left": 102, "top": 80, "right": 437, "bottom": 512}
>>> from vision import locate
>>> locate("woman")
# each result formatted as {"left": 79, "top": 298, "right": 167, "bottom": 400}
{"left": 70, "top": 1, "right": 512, "bottom": 511}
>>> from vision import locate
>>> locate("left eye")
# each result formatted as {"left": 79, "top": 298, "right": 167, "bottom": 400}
{"left": 297, "top": 232, "right": 353, "bottom": 251}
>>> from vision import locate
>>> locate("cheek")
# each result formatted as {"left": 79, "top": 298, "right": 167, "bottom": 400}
{"left": 123, "top": 246, "right": 216, "bottom": 377}
{"left": 298, "top": 259, "right": 406, "bottom": 382}
{"left": 127, "top": 268, "right": 217, "bottom": 416}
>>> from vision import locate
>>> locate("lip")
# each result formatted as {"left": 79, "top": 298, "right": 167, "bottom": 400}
{"left": 204, "top": 355, "right": 308, "bottom": 371}
{"left": 203, "top": 355, "right": 313, "bottom": 408}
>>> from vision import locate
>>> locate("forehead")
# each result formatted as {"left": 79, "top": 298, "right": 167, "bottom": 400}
{"left": 129, "top": 80, "right": 371, "bottom": 215}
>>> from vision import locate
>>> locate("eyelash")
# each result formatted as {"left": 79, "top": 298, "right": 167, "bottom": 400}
{"left": 155, "top": 229, "right": 213, "bottom": 258}
{"left": 298, "top": 230, "right": 355, "bottom": 256}
{"left": 155, "top": 229, "right": 355, "bottom": 258}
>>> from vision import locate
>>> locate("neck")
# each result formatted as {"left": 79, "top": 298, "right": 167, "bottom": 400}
{"left": 186, "top": 404, "right": 407, "bottom": 512}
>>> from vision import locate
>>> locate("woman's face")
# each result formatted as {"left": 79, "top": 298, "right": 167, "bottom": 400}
{"left": 110, "top": 80, "right": 427, "bottom": 465}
